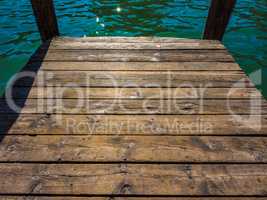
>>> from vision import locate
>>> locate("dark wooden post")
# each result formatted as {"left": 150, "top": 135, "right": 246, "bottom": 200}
{"left": 203, "top": 0, "right": 236, "bottom": 41}
{"left": 31, "top": 0, "right": 59, "bottom": 42}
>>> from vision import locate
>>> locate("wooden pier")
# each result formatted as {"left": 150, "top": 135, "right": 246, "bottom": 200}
{"left": 1, "top": 36, "right": 267, "bottom": 199}
{"left": 0, "top": 0, "right": 267, "bottom": 199}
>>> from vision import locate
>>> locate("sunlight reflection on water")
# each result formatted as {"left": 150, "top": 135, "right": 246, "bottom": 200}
{"left": 0, "top": 0, "right": 266, "bottom": 96}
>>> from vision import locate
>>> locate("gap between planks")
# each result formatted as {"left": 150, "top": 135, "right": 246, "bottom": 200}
{"left": 1, "top": 197, "right": 267, "bottom": 200}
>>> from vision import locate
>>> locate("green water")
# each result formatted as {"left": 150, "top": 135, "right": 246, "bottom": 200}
{"left": 0, "top": 0, "right": 266, "bottom": 97}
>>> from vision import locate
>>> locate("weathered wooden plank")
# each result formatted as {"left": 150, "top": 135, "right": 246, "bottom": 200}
{"left": 34, "top": 49, "right": 234, "bottom": 62}
{"left": 2, "top": 36, "right": 265, "bottom": 198}
{"left": 203, "top": 0, "right": 236, "bottom": 40}
{"left": 2, "top": 198, "right": 266, "bottom": 200}
{"left": 0, "top": 99, "right": 264, "bottom": 114}
{"left": 2, "top": 114, "right": 266, "bottom": 135}
{"left": 10, "top": 87, "right": 262, "bottom": 99}
{"left": 0, "top": 164, "right": 266, "bottom": 195}
{"left": 30, "top": 0, "right": 59, "bottom": 42}
{"left": 38, "top": 62, "right": 242, "bottom": 71}
{"left": 53, "top": 36, "right": 223, "bottom": 43}
{"left": 50, "top": 41, "right": 225, "bottom": 50}
{"left": 15, "top": 71, "right": 252, "bottom": 88}
{"left": 0, "top": 135, "right": 266, "bottom": 162}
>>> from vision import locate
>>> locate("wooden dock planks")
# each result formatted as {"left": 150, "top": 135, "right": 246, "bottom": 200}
{"left": 0, "top": 164, "right": 267, "bottom": 195}
{"left": 0, "top": 37, "right": 266, "bottom": 199}
{"left": 15, "top": 71, "right": 254, "bottom": 87}
{"left": 0, "top": 135, "right": 266, "bottom": 162}
{"left": 1, "top": 114, "right": 267, "bottom": 135}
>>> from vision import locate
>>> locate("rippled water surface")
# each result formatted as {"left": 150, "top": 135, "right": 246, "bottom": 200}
{"left": 0, "top": 0, "right": 266, "bottom": 97}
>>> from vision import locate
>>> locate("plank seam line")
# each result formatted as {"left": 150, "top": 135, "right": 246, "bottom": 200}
{"left": 39, "top": 70, "right": 243, "bottom": 72}
{"left": 1, "top": 194, "right": 267, "bottom": 197}
{"left": 11, "top": 86, "right": 256, "bottom": 89}
{"left": 50, "top": 42, "right": 223, "bottom": 44}
{"left": 51, "top": 41, "right": 222, "bottom": 43}
{"left": 1, "top": 113, "right": 265, "bottom": 116}
{"left": 47, "top": 49, "right": 228, "bottom": 51}
{"left": 2, "top": 134, "right": 267, "bottom": 137}
{"left": 2, "top": 114, "right": 266, "bottom": 116}
{"left": 6, "top": 98, "right": 263, "bottom": 100}
{"left": 31, "top": 60, "right": 236, "bottom": 63}
{"left": 49, "top": 48, "right": 226, "bottom": 51}
{"left": 0, "top": 194, "right": 267, "bottom": 197}
{"left": 1, "top": 113, "right": 266, "bottom": 116}
{"left": 11, "top": 85, "right": 253, "bottom": 88}
{"left": 0, "top": 161, "right": 267, "bottom": 164}
{"left": 38, "top": 70, "right": 243, "bottom": 72}
{"left": 32, "top": 61, "right": 236, "bottom": 63}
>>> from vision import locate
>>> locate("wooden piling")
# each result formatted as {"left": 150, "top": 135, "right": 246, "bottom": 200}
{"left": 31, "top": 0, "right": 59, "bottom": 42}
{"left": 203, "top": 0, "right": 236, "bottom": 41}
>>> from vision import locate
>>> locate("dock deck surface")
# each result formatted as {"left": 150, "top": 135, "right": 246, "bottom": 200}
{"left": 0, "top": 37, "right": 267, "bottom": 199}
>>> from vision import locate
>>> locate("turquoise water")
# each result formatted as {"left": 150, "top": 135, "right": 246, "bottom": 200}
{"left": 0, "top": 0, "right": 266, "bottom": 97}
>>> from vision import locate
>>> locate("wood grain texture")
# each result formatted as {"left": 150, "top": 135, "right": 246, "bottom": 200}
{"left": 0, "top": 99, "right": 265, "bottom": 114}
{"left": 10, "top": 87, "right": 262, "bottom": 99}
{"left": 50, "top": 40, "right": 225, "bottom": 50}
{"left": 37, "top": 61, "right": 242, "bottom": 71}
{"left": 52, "top": 36, "right": 224, "bottom": 43}
{"left": 34, "top": 49, "right": 235, "bottom": 62}
{"left": 15, "top": 71, "right": 253, "bottom": 88}
{"left": 0, "top": 164, "right": 266, "bottom": 195}
{"left": 0, "top": 135, "right": 266, "bottom": 162}
{"left": 2, "top": 114, "right": 266, "bottom": 135}
{"left": 1, "top": 37, "right": 266, "bottom": 198}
